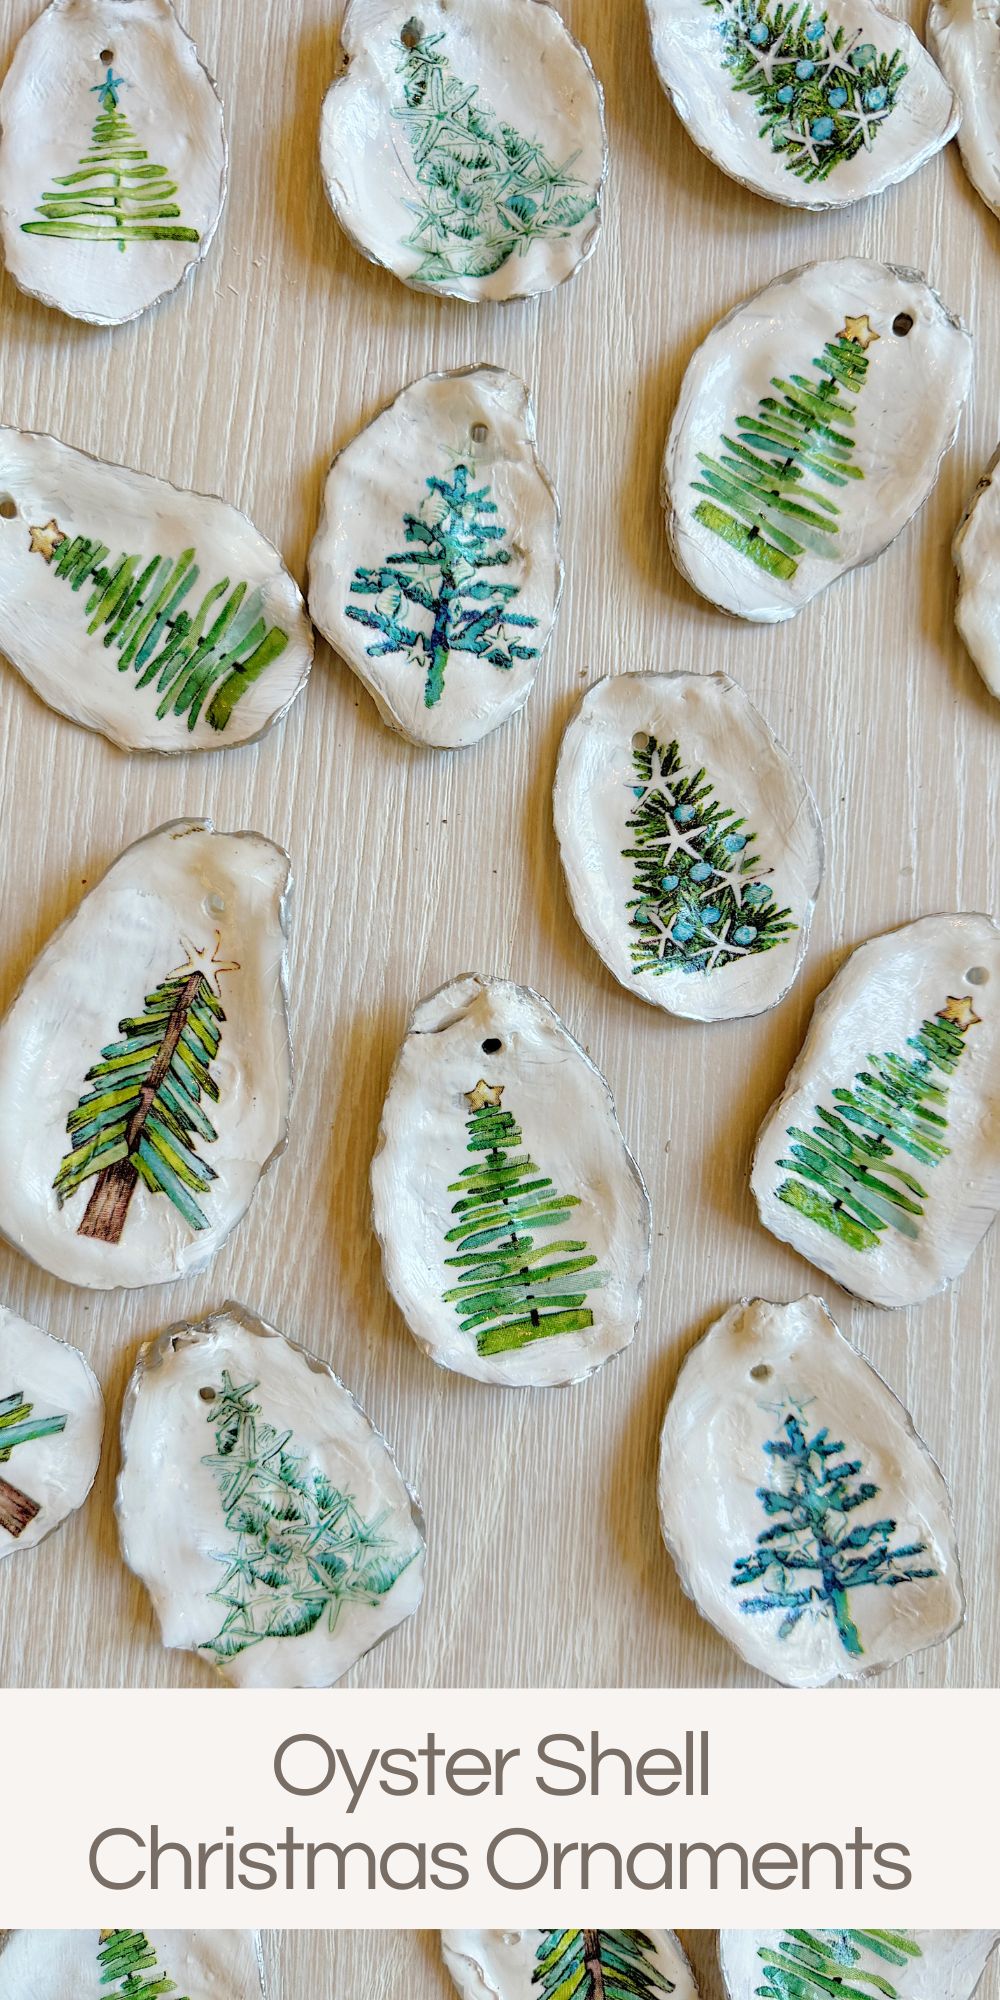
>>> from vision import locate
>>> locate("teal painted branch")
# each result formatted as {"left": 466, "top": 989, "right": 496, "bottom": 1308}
{"left": 755, "top": 1930, "right": 921, "bottom": 2000}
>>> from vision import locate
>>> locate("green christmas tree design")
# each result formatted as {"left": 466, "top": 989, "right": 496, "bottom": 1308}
{"left": 442, "top": 1081, "right": 605, "bottom": 1359}
{"left": 97, "top": 1929, "right": 189, "bottom": 1999}
{"left": 53, "top": 946, "right": 232, "bottom": 1247}
{"left": 22, "top": 66, "right": 200, "bottom": 250}
{"left": 199, "top": 1372, "right": 417, "bottom": 1661}
{"left": 754, "top": 1931, "right": 921, "bottom": 2000}
{"left": 0, "top": 1390, "right": 67, "bottom": 1540}
{"left": 393, "top": 24, "right": 596, "bottom": 283}
{"left": 692, "top": 315, "right": 875, "bottom": 582}
{"left": 28, "top": 515, "right": 289, "bottom": 736}
{"left": 732, "top": 1405, "right": 937, "bottom": 1656}
{"left": 624, "top": 733, "right": 796, "bottom": 976}
{"left": 705, "top": 0, "right": 909, "bottom": 185}
{"left": 346, "top": 462, "right": 539, "bottom": 709}
{"left": 533, "top": 1932, "right": 674, "bottom": 2000}
{"left": 777, "top": 994, "right": 980, "bottom": 1253}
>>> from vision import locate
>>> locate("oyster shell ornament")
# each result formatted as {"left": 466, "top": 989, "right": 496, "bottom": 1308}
{"left": 0, "top": 0, "right": 227, "bottom": 327}
{"left": 554, "top": 672, "right": 824, "bottom": 1020}
{"left": 658, "top": 1297, "right": 963, "bottom": 1687}
{"left": 309, "top": 368, "right": 562, "bottom": 750}
{"left": 928, "top": 0, "right": 1000, "bottom": 220}
{"left": 319, "top": 0, "right": 607, "bottom": 303}
{"left": 0, "top": 430, "right": 313, "bottom": 754}
{"left": 646, "top": 0, "right": 958, "bottom": 210}
{"left": 720, "top": 1931, "right": 1000, "bottom": 2000}
{"left": 117, "top": 1305, "right": 426, "bottom": 1689}
{"left": 0, "top": 1304, "right": 103, "bottom": 1557}
{"left": 752, "top": 914, "right": 1000, "bottom": 1308}
{"left": 372, "top": 975, "right": 651, "bottom": 1387}
{"left": 0, "top": 819, "right": 292, "bottom": 1292}
{"left": 442, "top": 1931, "right": 700, "bottom": 2000}
{"left": 664, "top": 258, "right": 972, "bottom": 622}
{"left": 0, "top": 1931, "right": 268, "bottom": 2000}
{"left": 953, "top": 445, "right": 1000, "bottom": 700}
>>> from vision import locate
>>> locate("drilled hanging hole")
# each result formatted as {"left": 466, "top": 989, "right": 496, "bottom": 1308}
{"left": 632, "top": 730, "right": 650, "bottom": 751}
{"left": 401, "top": 16, "right": 423, "bottom": 46}
{"left": 0, "top": 497, "right": 16, "bottom": 521}
{"left": 892, "top": 312, "right": 914, "bottom": 337}
{"left": 966, "top": 965, "right": 989, "bottom": 985}
{"left": 750, "top": 1362, "right": 771, "bottom": 1381}
{"left": 482, "top": 1037, "right": 503, "bottom": 1055}
{"left": 198, "top": 1386, "right": 217, "bottom": 1403}
{"left": 100, "top": 46, "right": 114, "bottom": 61}
{"left": 205, "top": 892, "right": 226, "bottom": 917}
{"left": 471, "top": 423, "right": 488, "bottom": 444}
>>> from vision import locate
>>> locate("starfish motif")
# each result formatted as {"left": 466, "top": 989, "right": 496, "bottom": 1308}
{"left": 92, "top": 65, "right": 127, "bottom": 107}
{"left": 466, "top": 1079, "right": 504, "bottom": 1111}
{"left": 696, "top": 914, "right": 756, "bottom": 972}
{"left": 937, "top": 994, "right": 982, "bottom": 1031}
{"left": 172, "top": 931, "right": 241, "bottom": 995}
{"left": 628, "top": 743, "right": 680, "bottom": 811}
{"left": 28, "top": 519, "right": 66, "bottom": 562}
{"left": 840, "top": 314, "right": 880, "bottom": 349}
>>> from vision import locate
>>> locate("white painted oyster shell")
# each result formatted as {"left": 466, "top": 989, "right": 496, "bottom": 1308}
{"left": 443, "top": 1932, "right": 700, "bottom": 2000}
{"left": 0, "top": 1304, "right": 103, "bottom": 1558}
{"left": 0, "top": 819, "right": 292, "bottom": 1292}
{"left": 117, "top": 1304, "right": 426, "bottom": 1689}
{"left": 721, "top": 1931, "right": 999, "bottom": 2000}
{"left": 664, "top": 257, "right": 972, "bottom": 623}
{"left": 554, "top": 671, "right": 823, "bottom": 1020}
{"left": 0, "top": 430, "right": 313, "bottom": 754}
{"left": 0, "top": 1931, "right": 267, "bottom": 1999}
{"left": 953, "top": 444, "right": 1000, "bottom": 700}
{"left": 752, "top": 914, "right": 1000, "bottom": 1308}
{"left": 647, "top": 0, "right": 958, "bottom": 210}
{"left": 0, "top": 0, "right": 226, "bottom": 327}
{"left": 928, "top": 0, "right": 1000, "bottom": 219}
{"left": 309, "top": 367, "right": 561, "bottom": 750}
{"left": 320, "top": 0, "right": 606, "bottom": 303}
{"left": 372, "top": 975, "right": 651, "bottom": 1387}
{"left": 658, "top": 1296, "right": 963, "bottom": 1687}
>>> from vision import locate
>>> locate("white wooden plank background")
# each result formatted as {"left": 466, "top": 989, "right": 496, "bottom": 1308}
{"left": 0, "top": 0, "right": 997, "bottom": 1699}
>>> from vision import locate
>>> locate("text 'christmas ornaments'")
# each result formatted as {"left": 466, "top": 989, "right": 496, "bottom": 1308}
{"left": 664, "top": 257, "right": 971, "bottom": 622}
{"left": 443, "top": 1931, "right": 701, "bottom": 2000}
{"left": 0, "top": 1931, "right": 268, "bottom": 2000}
{"left": 720, "top": 1932, "right": 1000, "bottom": 2000}
{"left": 953, "top": 443, "right": 1000, "bottom": 701}
{"left": 372, "top": 974, "right": 651, "bottom": 1387}
{"left": 0, "top": 819, "right": 292, "bottom": 1291}
{"left": 0, "top": 1304, "right": 103, "bottom": 1558}
{"left": 0, "top": 0, "right": 227, "bottom": 326}
{"left": 0, "top": 430, "right": 314, "bottom": 754}
{"left": 646, "top": 0, "right": 958, "bottom": 210}
{"left": 928, "top": 0, "right": 1000, "bottom": 220}
{"left": 658, "top": 1296, "right": 963, "bottom": 1687}
{"left": 320, "top": 0, "right": 607, "bottom": 303}
{"left": 752, "top": 914, "right": 1000, "bottom": 1307}
{"left": 116, "top": 1305, "right": 426, "bottom": 1689}
{"left": 309, "top": 367, "right": 562, "bottom": 750}
{"left": 554, "top": 671, "right": 823, "bottom": 1020}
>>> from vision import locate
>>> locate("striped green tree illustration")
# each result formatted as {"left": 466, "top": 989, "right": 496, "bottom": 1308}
{"left": 754, "top": 1930, "right": 921, "bottom": 2000}
{"left": 97, "top": 1929, "right": 189, "bottom": 1999}
{"left": 22, "top": 66, "right": 200, "bottom": 250}
{"left": 533, "top": 1933, "right": 674, "bottom": 2000}
{"left": 0, "top": 1390, "right": 67, "bottom": 1539}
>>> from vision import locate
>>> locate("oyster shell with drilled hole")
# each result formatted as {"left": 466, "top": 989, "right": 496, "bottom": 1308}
{"left": 752, "top": 914, "right": 1000, "bottom": 1307}
{"left": 953, "top": 444, "right": 1000, "bottom": 700}
{"left": 320, "top": 0, "right": 606, "bottom": 303}
{"left": 117, "top": 1304, "right": 426, "bottom": 1689}
{"left": 554, "top": 671, "right": 824, "bottom": 1020}
{"left": 664, "top": 257, "right": 971, "bottom": 622}
{"left": 442, "top": 1932, "right": 700, "bottom": 2000}
{"left": 0, "top": 1931, "right": 267, "bottom": 1999}
{"left": 309, "top": 367, "right": 561, "bottom": 750}
{"left": 372, "top": 974, "right": 651, "bottom": 1387}
{"left": 721, "top": 1932, "right": 999, "bottom": 2000}
{"left": 658, "top": 1296, "right": 963, "bottom": 1687}
{"left": 0, "top": 429, "right": 313, "bottom": 753}
{"left": 647, "top": 0, "right": 958, "bottom": 211}
{"left": 0, "top": 0, "right": 226, "bottom": 327}
{"left": 0, "top": 1304, "right": 103, "bottom": 1558}
{"left": 0, "top": 819, "right": 292, "bottom": 1292}
{"left": 928, "top": 0, "right": 1000, "bottom": 219}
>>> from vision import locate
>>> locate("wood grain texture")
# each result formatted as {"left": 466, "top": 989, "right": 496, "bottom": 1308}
{"left": 0, "top": 0, "right": 997, "bottom": 1695}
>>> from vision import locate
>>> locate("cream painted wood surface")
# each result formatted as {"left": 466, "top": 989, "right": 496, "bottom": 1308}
{"left": 0, "top": 0, "right": 997, "bottom": 1695}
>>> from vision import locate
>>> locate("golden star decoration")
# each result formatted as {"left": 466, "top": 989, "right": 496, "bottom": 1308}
{"left": 937, "top": 994, "right": 982, "bottom": 1031}
{"left": 28, "top": 518, "right": 67, "bottom": 562}
{"left": 172, "top": 930, "right": 241, "bottom": 995}
{"left": 466, "top": 1080, "right": 504, "bottom": 1112}
{"left": 839, "top": 314, "right": 879, "bottom": 350}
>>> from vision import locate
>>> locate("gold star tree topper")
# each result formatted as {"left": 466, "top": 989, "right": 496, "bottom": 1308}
{"left": 28, "top": 518, "right": 67, "bottom": 562}
{"left": 466, "top": 1080, "right": 504, "bottom": 1112}
{"left": 840, "top": 315, "right": 879, "bottom": 350}
{"left": 172, "top": 931, "right": 241, "bottom": 996}
{"left": 937, "top": 995, "right": 981, "bottom": 1031}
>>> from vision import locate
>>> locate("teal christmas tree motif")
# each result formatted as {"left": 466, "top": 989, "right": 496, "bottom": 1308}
{"left": 346, "top": 462, "right": 539, "bottom": 709}
{"left": 533, "top": 1932, "right": 675, "bottom": 2000}
{"left": 442, "top": 1080, "right": 605, "bottom": 1359}
{"left": 22, "top": 66, "right": 201, "bottom": 250}
{"left": 692, "top": 314, "right": 875, "bottom": 582}
{"left": 393, "top": 24, "right": 597, "bottom": 283}
{"left": 731, "top": 1405, "right": 938, "bottom": 1656}
{"left": 777, "top": 994, "right": 980, "bottom": 1253}
{"left": 28, "top": 515, "right": 289, "bottom": 735}
{"left": 754, "top": 1931, "right": 922, "bottom": 2000}
{"left": 624, "top": 733, "right": 795, "bottom": 976}
{"left": 200, "top": 1372, "right": 418, "bottom": 1661}
{"left": 0, "top": 1390, "right": 67, "bottom": 1540}
{"left": 97, "top": 1930, "right": 189, "bottom": 1999}
{"left": 704, "top": 0, "right": 909, "bottom": 185}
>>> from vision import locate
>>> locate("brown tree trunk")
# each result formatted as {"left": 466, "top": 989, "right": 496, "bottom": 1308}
{"left": 0, "top": 1473, "right": 40, "bottom": 1539}
{"left": 76, "top": 971, "right": 205, "bottom": 1245}
{"left": 582, "top": 1934, "right": 606, "bottom": 2000}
